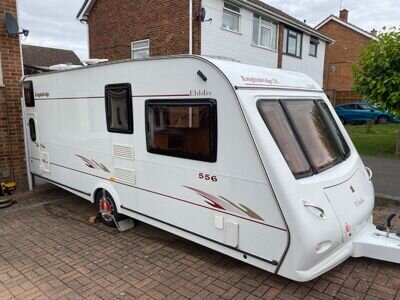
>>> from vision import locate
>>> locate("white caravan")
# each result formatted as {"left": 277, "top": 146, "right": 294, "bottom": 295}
{"left": 23, "top": 56, "right": 400, "bottom": 282}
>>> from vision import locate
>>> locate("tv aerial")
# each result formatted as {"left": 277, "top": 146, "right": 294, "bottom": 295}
{"left": 4, "top": 12, "right": 29, "bottom": 38}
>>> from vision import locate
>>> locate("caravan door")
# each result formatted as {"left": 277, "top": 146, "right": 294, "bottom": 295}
{"left": 105, "top": 84, "right": 137, "bottom": 209}
{"left": 26, "top": 112, "right": 46, "bottom": 175}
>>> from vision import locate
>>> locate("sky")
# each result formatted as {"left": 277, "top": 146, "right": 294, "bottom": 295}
{"left": 17, "top": 0, "right": 399, "bottom": 60}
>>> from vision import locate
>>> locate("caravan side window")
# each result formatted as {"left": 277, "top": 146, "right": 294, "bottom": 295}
{"left": 105, "top": 83, "right": 133, "bottom": 134}
{"left": 145, "top": 100, "right": 217, "bottom": 162}
{"left": 24, "top": 81, "right": 35, "bottom": 107}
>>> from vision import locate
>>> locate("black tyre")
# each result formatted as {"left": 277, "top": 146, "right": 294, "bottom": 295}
{"left": 377, "top": 115, "right": 389, "bottom": 124}
{"left": 339, "top": 117, "right": 346, "bottom": 125}
{"left": 95, "top": 190, "right": 124, "bottom": 227}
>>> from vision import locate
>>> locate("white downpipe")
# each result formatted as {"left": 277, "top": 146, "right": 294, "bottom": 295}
{"left": 189, "top": 0, "right": 193, "bottom": 55}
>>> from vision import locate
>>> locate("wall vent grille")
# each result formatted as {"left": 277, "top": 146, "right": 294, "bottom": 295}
{"left": 115, "top": 167, "right": 135, "bottom": 185}
{"left": 112, "top": 144, "right": 134, "bottom": 160}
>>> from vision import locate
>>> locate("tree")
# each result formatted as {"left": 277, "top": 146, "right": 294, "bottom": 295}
{"left": 353, "top": 27, "right": 400, "bottom": 116}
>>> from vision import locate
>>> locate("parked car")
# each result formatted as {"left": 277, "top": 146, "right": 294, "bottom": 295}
{"left": 335, "top": 102, "right": 399, "bottom": 124}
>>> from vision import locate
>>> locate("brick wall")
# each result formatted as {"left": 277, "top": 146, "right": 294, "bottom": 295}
{"left": 318, "top": 20, "right": 372, "bottom": 104}
{"left": 0, "top": 2, "right": 27, "bottom": 189}
{"left": 88, "top": 0, "right": 202, "bottom": 60}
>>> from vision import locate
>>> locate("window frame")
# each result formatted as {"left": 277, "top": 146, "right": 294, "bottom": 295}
{"left": 309, "top": 36, "right": 319, "bottom": 57}
{"left": 145, "top": 99, "right": 218, "bottom": 163}
{"left": 284, "top": 27, "right": 303, "bottom": 58}
{"left": 24, "top": 81, "right": 35, "bottom": 107}
{"left": 131, "top": 39, "right": 150, "bottom": 59}
{"left": 252, "top": 15, "right": 278, "bottom": 50}
{"left": 105, "top": 83, "right": 133, "bottom": 134}
{"left": 222, "top": 2, "right": 241, "bottom": 33}
{"left": 257, "top": 99, "right": 351, "bottom": 178}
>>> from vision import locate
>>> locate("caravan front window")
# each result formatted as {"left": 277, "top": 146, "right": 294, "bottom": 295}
{"left": 258, "top": 99, "right": 350, "bottom": 177}
{"left": 258, "top": 101, "right": 312, "bottom": 177}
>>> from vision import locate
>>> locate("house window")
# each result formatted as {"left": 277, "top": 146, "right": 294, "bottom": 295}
{"left": 131, "top": 40, "right": 150, "bottom": 59}
{"left": 252, "top": 15, "right": 277, "bottom": 50}
{"left": 284, "top": 28, "right": 302, "bottom": 57}
{"left": 146, "top": 100, "right": 217, "bottom": 162}
{"left": 105, "top": 83, "right": 133, "bottom": 134}
{"left": 222, "top": 2, "right": 241, "bottom": 32}
{"left": 309, "top": 37, "right": 319, "bottom": 57}
{"left": 24, "top": 81, "right": 35, "bottom": 107}
{"left": 0, "top": 53, "right": 3, "bottom": 86}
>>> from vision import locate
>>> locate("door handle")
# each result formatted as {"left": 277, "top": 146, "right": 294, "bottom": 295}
{"left": 303, "top": 201, "right": 326, "bottom": 219}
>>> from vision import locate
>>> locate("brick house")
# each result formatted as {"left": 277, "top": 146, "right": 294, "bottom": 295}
{"left": 77, "top": 0, "right": 333, "bottom": 87}
{"left": 22, "top": 45, "right": 82, "bottom": 75}
{"left": 316, "top": 9, "right": 378, "bottom": 105}
{"left": 0, "top": 3, "right": 27, "bottom": 188}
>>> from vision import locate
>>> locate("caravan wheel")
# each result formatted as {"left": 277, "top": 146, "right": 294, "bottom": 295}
{"left": 96, "top": 191, "right": 124, "bottom": 228}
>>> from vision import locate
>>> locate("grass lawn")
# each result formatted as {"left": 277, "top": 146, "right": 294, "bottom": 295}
{"left": 345, "top": 124, "right": 400, "bottom": 159}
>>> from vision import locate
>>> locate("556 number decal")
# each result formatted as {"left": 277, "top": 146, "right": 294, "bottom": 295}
{"left": 198, "top": 173, "right": 218, "bottom": 182}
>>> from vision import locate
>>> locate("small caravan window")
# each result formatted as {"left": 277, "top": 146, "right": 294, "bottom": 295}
{"left": 258, "top": 99, "right": 351, "bottom": 178}
{"left": 28, "top": 118, "right": 36, "bottom": 142}
{"left": 146, "top": 100, "right": 217, "bottom": 162}
{"left": 105, "top": 83, "right": 133, "bottom": 134}
{"left": 24, "top": 81, "right": 35, "bottom": 107}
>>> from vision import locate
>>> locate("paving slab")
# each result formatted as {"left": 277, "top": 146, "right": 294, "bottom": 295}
{"left": 0, "top": 185, "right": 400, "bottom": 299}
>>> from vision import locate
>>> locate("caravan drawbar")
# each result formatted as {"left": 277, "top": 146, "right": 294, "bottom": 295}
{"left": 23, "top": 56, "right": 400, "bottom": 282}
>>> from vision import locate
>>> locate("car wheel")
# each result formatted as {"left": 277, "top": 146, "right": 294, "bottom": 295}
{"left": 377, "top": 116, "right": 389, "bottom": 124}
{"left": 95, "top": 190, "right": 124, "bottom": 227}
{"left": 339, "top": 117, "right": 346, "bottom": 125}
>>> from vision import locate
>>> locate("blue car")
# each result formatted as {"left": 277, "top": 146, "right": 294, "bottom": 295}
{"left": 335, "top": 102, "right": 398, "bottom": 125}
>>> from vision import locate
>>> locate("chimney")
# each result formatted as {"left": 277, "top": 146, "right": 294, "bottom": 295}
{"left": 339, "top": 9, "right": 348, "bottom": 22}
{"left": 371, "top": 29, "right": 378, "bottom": 37}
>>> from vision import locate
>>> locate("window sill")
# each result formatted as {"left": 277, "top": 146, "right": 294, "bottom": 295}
{"left": 251, "top": 44, "right": 277, "bottom": 53}
{"left": 283, "top": 53, "right": 302, "bottom": 59}
{"left": 0, "top": 84, "right": 4, "bottom": 88}
{"left": 309, "top": 54, "right": 318, "bottom": 58}
{"left": 220, "top": 27, "right": 242, "bottom": 35}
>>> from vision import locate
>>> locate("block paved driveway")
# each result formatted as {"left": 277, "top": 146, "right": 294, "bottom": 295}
{"left": 1, "top": 186, "right": 400, "bottom": 300}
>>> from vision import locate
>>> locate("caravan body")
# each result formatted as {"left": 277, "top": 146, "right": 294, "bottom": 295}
{"left": 23, "top": 56, "right": 398, "bottom": 282}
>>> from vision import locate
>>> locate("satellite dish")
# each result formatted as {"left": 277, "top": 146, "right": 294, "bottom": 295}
{"left": 4, "top": 12, "right": 29, "bottom": 38}
{"left": 199, "top": 7, "right": 212, "bottom": 23}
{"left": 4, "top": 12, "right": 19, "bottom": 37}
{"left": 200, "top": 8, "right": 206, "bottom": 22}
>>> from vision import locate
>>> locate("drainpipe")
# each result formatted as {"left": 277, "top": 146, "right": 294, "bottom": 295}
{"left": 189, "top": 0, "right": 193, "bottom": 55}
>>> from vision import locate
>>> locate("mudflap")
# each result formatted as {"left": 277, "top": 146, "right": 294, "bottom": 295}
{"left": 352, "top": 222, "right": 400, "bottom": 263}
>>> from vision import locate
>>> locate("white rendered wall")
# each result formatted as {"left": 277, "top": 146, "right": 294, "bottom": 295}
{"left": 201, "top": 0, "right": 278, "bottom": 68}
{"left": 281, "top": 34, "right": 326, "bottom": 87}
{"left": 201, "top": 0, "right": 326, "bottom": 87}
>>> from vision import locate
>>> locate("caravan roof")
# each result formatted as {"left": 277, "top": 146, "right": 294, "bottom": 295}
{"left": 25, "top": 55, "right": 322, "bottom": 93}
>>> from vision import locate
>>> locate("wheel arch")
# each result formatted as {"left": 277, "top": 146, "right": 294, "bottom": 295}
{"left": 91, "top": 181, "right": 122, "bottom": 210}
